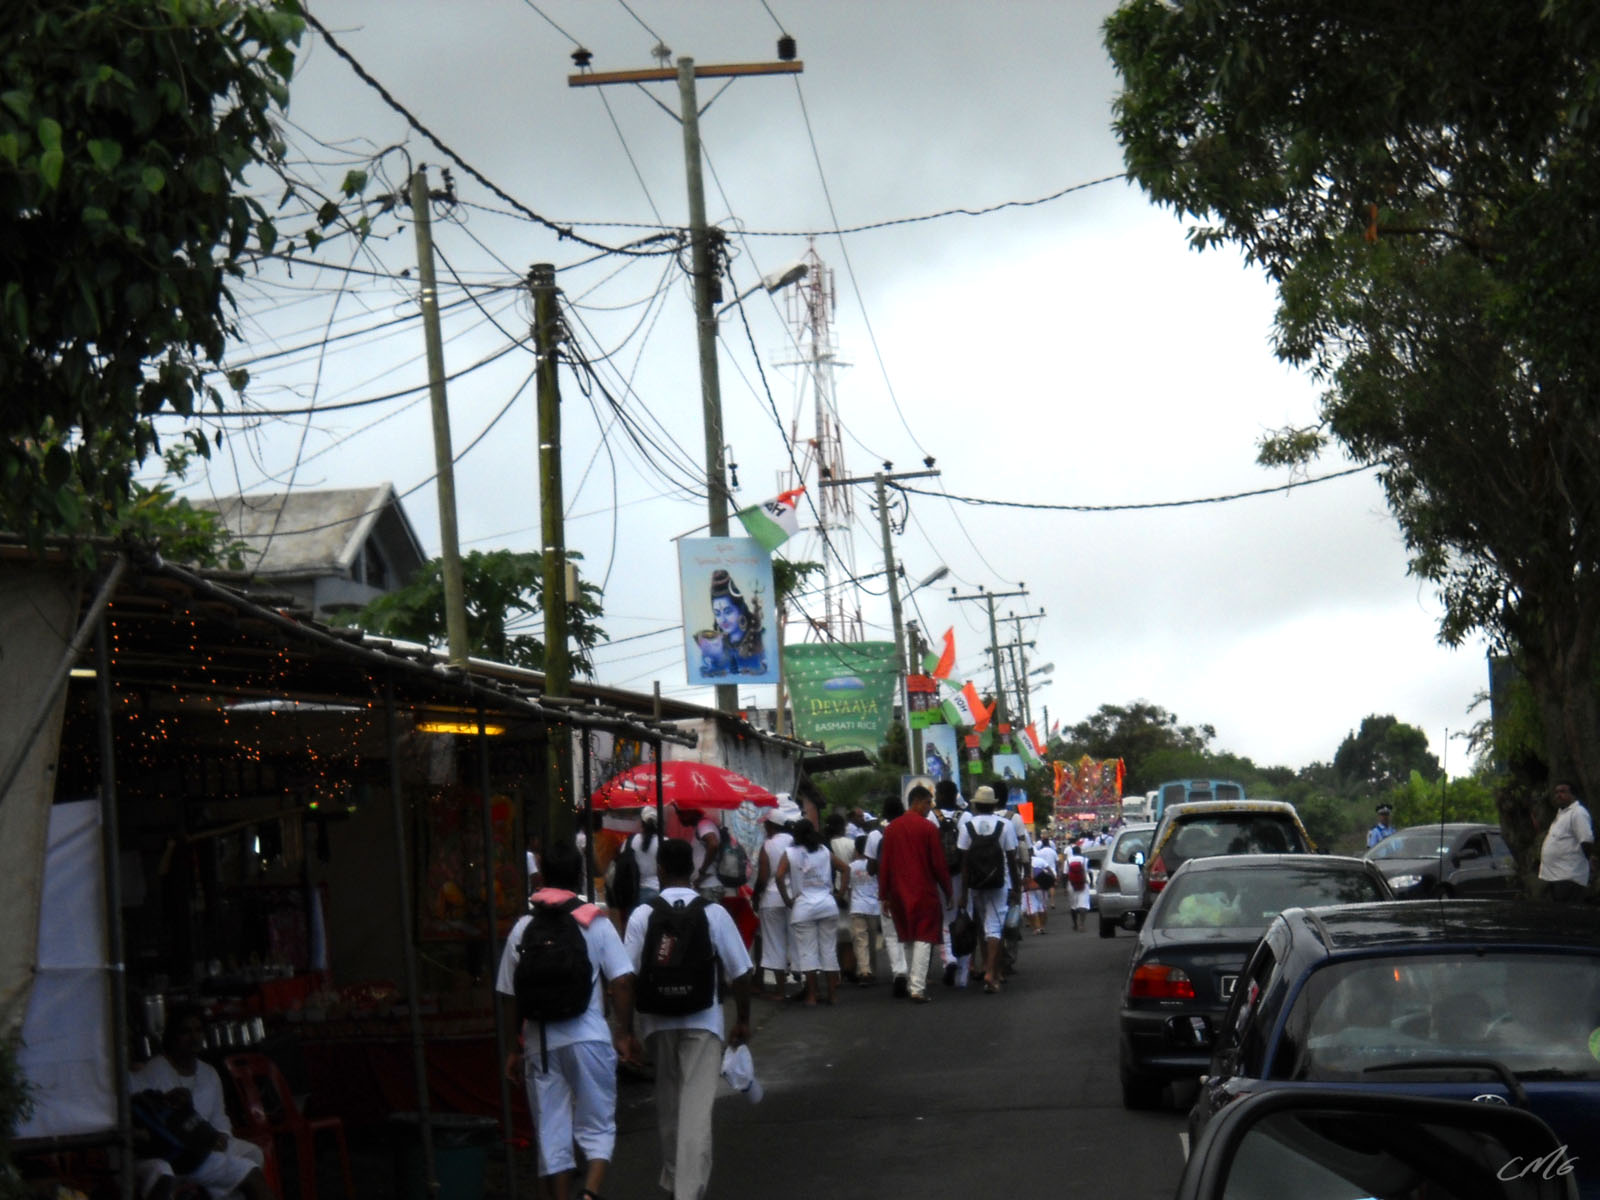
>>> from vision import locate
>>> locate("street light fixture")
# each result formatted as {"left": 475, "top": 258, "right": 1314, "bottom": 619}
{"left": 717, "top": 259, "right": 809, "bottom": 315}
{"left": 912, "top": 564, "right": 950, "bottom": 592}
{"left": 1028, "top": 662, "right": 1054, "bottom": 677}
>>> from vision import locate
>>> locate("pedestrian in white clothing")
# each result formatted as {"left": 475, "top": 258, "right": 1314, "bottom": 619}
{"left": 776, "top": 818, "right": 849, "bottom": 1005}
{"left": 751, "top": 806, "right": 797, "bottom": 995}
{"left": 497, "top": 840, "right": 637, "bottom": 1200}
{"left": 865, "top": 795, "right": 908, "bottom": 994}
{"left": 957, "top": 785, "right": 1019, "bottom": 993}
{"left": 847, "top": 835, "right": 881, "bottom": 985}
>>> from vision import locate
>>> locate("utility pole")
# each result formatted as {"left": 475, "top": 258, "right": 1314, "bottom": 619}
{"left": 571, "top": 54, "right": 802, "bottom": 713}
{"left": 1004, "top": 608, "right": 1046, "bottom": 727}
{"left": 949, "top": 585, "right": 1029, "bottom": 734}
{"left": 529, "top": 263, "right": 573, "bottom": 833}
{"left": 820, "top": 467, "right": 940, "bottom": 760}
{"left": 410, "top": 166, "right": 469, "bottom": 668}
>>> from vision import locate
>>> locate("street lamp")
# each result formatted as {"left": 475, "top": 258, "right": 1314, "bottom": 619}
{"left": 1029, "top": 662, "right": 1054, "bottom": 677}
{"left": 911, "top": 564, "right": 950, "bottom": 593}
{"left": 717, "top": 259, "right": 809, "bottom": 315}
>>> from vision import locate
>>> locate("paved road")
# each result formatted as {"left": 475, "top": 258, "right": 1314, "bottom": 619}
{"left": 599, "top": 913, "right": 1189, "bottom": 1199}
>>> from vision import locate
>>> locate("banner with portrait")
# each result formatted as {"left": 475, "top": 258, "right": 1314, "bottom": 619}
{"left": 677, "top": 538, "right": 779, "bottom": 686}
{"left": 919, "top": 722, "right": 959, "bottom": 786}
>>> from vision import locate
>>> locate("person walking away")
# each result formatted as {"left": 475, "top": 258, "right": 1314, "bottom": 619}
{"left": 957, "top": 786, "right": 1019, "bottom": 992}
{"left": 1367, "top": 803, "right": 1396, "bottom": 848}
{"left": 630, "top": 809, "right": 662, "bottom": 906}
{"left": 865, "top": 795, "right": 910, "bottom": 995}
{"left": 876, "top": 784, "right": 953, "bottom": 1003}
{"left": 751, "top": 803, "right": 798, "bottom": 996}
{"left": 130, "top": 1004, "right": 276, "bottom": 1200}
{"left": 1063, "top": 840, "right": 1091, "bottom": 931}
{"left": 624, "top": 838, "right": 753, "bottom": 1200}
{"left": 931, "top": 780, "right": 971, "bottom": 988}
{"left": 497, "top": 840, "right": 638, "bottom": 1200}
{"left": 678, "top": 806, "right": 723, "bottom": 900}
{"left": 1539, "top": 781, "right": 1597, "bottom": 902}
{"left": 1032, "top": 835, "right": 1058, "bottom": 925}
{"left": 825, "top": 811, "right": 859, "bottom": 977}
{"left": 847, "top": 835, "right": 881, "bottom": 985}
{"left": 775, "top": 818, "right": 849, "bottom": 1005}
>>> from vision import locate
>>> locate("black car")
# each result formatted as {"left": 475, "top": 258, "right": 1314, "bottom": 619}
{"left": 1191, "top": 900, "right": 1600, "bottom": 1198}
{"left": 1364, "top": 822, "right": 1520, "bottom": 897}
{"left": 1118, "top": 853, "right": 1392, "bottom": 1109}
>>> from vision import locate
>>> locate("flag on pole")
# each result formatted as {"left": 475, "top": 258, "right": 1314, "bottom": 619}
{"left": 922, "top": 627, "right": 956, "bottom": 680}
{"left": 942, "top": 680, "right": 990, "bottom": 730}
{"left": 1018, "top": 734, "right": 1041, "bottom": 768}
{"left": 1023, "top": 723, "right": 1048, "bottom": 760}
{"left": 735, "top": 487, "right": 805, "bottom": 552}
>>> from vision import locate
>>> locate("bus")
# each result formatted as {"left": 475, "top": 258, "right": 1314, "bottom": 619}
{"left": 1149, "top": 778, "right": 1246, "bottom": 824}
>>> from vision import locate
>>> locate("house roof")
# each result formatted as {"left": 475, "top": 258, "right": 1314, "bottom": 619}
{"left": 195, "top": 484, "right": 423, "bottom": 578}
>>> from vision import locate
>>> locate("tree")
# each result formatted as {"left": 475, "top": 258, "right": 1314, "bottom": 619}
{"left": 1332, "top": 715, "right": 1441, "bottom": 796}
{"left": 354, "top": 549, "right": 606, "bottom": 676}
{"left": 1105, "top": 1, "right": 1600, "bottom": 826}
{"left": 1061, "top": 700, "right": 1215, "bottom": 792}
{"left": 1, "top": 1, "right": 367, "bottom": 549}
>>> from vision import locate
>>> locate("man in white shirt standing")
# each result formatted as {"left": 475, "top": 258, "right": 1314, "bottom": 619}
{"left": 1539, "top": 781, "right": 1597, "bottom": 902}
{"left": 678, "top": 806, "right": 724, "bottom": 900}
{"left": 498, "top": 840, "right": 637, "bottom": 1200}
{"left": 957, "top": 786, "right": 1019, "bottom": 993}
{"left": 625, "top": 838, "right": 753, "bottom": 1200}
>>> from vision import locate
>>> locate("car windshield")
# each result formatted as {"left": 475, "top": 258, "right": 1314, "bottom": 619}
{"left": 1154, "top": 866, "right": 1387, "bottom": 930}
{"left": 1368, "top": 830, "right": 1453, "bottom": 860}
{"left": 1163, "top": 814, "right": 1307, "bottom": 869}
{"left": 1112, "top": 830, "right": 1152, "bottom": 864}
{"left": 1288, "top": 952, "right": 1600, "bottom": 1081}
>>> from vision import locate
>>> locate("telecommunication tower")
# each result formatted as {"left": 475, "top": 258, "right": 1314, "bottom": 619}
{"left": 778, "top": 240, "right": 862, "bottom": 643}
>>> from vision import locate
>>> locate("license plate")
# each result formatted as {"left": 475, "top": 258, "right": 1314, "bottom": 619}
{"left": 1218, "top": 974, "right": 1238, "bottom": 999}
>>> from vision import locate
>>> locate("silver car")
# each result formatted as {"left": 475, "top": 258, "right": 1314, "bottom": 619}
{"left": 1097, "top": 822, "right": 1155, "bottom": 937}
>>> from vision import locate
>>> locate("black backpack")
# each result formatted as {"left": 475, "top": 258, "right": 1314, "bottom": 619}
{"left": 715, "top": 836, "right": 749, "bottom": 888}
{"left": 965, "top": 817, "right": 1008, "bottom": 889}
{"left": 611, "top": 839, "right": 642, "bottom": 912}
{"left": 636, "top": 896, "right": 717, "bottom": 1015}
{"left": 938, "top": 813, "right": 963, "bottom": 872}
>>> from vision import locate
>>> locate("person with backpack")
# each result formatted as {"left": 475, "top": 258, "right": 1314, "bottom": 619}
{"left": 774, "top": 818, "right": 850, "bottom": 1006}
{"left": 1064, "top": 839, "right": 1092, "bottom": 931}
{"left": 496, "top": 840, "right": 638, "bottom": 1200}
{"left": 623, "top": 837, "right": 752, "bottom": 1200}
{"left": 930, "top": 779, "right": 972, "bottom": 989}
{"left": 956, "top": 785, "right": 1019, "bottom": 993}
{"left": 677, "top": 805, "right": 724, "bottom": 900}
{"left": 1029, "top": 835, "right": 1058, "bottom": 934}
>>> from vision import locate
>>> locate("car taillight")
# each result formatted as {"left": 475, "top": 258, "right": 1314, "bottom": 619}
{"left": 1101, "top": 872, "right": 1120, "bottom": 893}
{"left": 1129, "top": 963, "right": 1195, "bottom": 1000}
{"left": 1146, "top": 854, "right": 1169, "bottom": 892}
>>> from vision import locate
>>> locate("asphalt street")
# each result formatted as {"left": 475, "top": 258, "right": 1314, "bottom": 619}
{"left": 599, "top": 910, "right": 1190, "bottom": 1199}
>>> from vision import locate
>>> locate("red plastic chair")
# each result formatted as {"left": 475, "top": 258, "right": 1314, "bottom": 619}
{"left": 224, "top": 1052, "right": 354, "bottom": 1200}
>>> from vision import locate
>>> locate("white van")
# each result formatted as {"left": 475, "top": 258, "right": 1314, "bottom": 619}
{"left": 1120, "top": 794, "right": 1151, "bottom": 822}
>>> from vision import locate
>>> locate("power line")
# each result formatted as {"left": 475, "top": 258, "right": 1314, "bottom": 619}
{"left": 891, "top": 464, "right": 1377, "bottom": 513}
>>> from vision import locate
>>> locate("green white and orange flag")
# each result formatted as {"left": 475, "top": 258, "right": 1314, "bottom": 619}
{"left": 735, "top": 486, "right": 806, "bottom": 553}
{"left": 1023, "top": 723, "right": 1048, "bottom": 760}
{"left": 942, "top": 680, "right": 992, "bottom": 731}
{"left": 922, "top": 627, "right": 956, "bottom": 680}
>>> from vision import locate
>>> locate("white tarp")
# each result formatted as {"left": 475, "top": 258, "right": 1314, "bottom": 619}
{"left": 0, "top": 564, "right": 80, "bottom": 1038}
{"left": 15, "top": 799, "right": 117, "bottom": 1139}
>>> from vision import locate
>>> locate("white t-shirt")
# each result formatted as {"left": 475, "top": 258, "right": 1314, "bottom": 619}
{"left": 1032, "top": 843, "right": 1058, "bottom": 877}
{"left": 958, "top": 811, "right": 1019, "bottom": 890}
{"left": 496, "top": 894, "right": 634, "bottom": 1051}
{"left": 629, "top": 831, "right": 661, "bottom": 893}
{"left": 690, "top": 818, "right": 721, "bottom": 877}
{"left": 131, "top": 1055, "right": 233, "bottom": 1134}
{"left": 624, "top": 887, "right": 753, "bottom": 1040}
{"left": 848, "top": 857, "right": 879, "bottom": 916}
{"left": 785, "top": 845, "right": 839, "bottom": 922}
{"left": 864, "top": 827, "right": 884, "bottom": 865}
{"left": 1540, "top": 802, "right": 1596, "bottom": 885}
{"left": 757, "top": 832, "right": 794, "bottom": 911}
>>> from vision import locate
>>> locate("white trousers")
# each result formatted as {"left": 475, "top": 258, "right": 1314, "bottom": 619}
{"left": 791, "top": 914, "right": 840, "bottom": 972}
{"left": 521, "top": 1039, "right": 618, "bottom": 1177}
{"left": 757, "top": 905, "right": 792, "bottom": 971}
{"left": 881, "top": 912, "right": 907, "bottom": 977}
{"left": 906, "top": 939, "right": 936, "bottom": 997}
{"left": 649, "top": 1028, "right": 723, "bottom": 1200}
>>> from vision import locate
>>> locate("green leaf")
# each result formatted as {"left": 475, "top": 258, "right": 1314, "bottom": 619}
{"left": 1, "top": 90, "right": 26, "bottom": 120}
{"left": 141, "top": 165, "right": 165, "bottom": 193}
{"left": 36, "top": 116, "right": 61, "bottom": 151}
{"left": 38, "top": 147, "right": 63, "bottom": 189}
{"left": 0, "top": 133, "right": 17, "bottom": 165}
{"left": 255, "top": 215, "right": 276, "bottom": 254}
{"left": 340, "top": 169, "right": 368, "bottom": 197}
{"left": 87, "top": 138, "right": 123, "bottom": 171}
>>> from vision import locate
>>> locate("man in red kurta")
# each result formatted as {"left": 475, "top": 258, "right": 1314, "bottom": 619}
{"left": 876, "top": 784, "right": 952, "bottom": 1002}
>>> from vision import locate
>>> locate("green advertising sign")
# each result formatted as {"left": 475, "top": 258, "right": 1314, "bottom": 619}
{"left": 783, "top": 641, "right": 901, "bottom": 754}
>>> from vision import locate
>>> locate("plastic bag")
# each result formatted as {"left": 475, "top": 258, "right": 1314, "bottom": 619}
{"left": 719, "top": 1043, "right": 763, "bottom": 1103}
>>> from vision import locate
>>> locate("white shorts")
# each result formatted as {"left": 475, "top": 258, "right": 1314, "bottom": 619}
{"left": 521, "top": 1039, "right": 619, "bottom": 1177}
{"left": 971, "top": 887, "right": 1007, "bottom": 939}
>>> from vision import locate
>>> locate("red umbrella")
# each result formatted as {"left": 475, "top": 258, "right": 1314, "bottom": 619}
{"left": 591, "top": 761, "right": 778, "bottom": 811}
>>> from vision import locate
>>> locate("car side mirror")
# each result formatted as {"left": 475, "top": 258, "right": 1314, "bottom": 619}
{"left": 1133, "top": 851, "right": 1146, "bottom": 868}
{"left": 1178, "top": 1089, "right": 1576, "bottom": 1200}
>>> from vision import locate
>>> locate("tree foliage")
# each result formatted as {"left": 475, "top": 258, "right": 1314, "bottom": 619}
{"left": 1061, "top": 700, "right": 1215, "bottom": 793}
{"left": 353, "top": 550, "right": 606, "bottom": 677}
{"left": 1104, "top": 0, "right": 1600, "bottom": 812}
{"left": 1332, "top": 715, "right": 1440, "bottom": 796}
{"left": 1, "top": 1, "right": 369, "bottom": 549}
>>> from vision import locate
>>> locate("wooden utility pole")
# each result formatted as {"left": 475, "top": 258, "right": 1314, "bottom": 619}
{"left": 950, "top": 585, "right": 1030, "bottom": 733}
{"left": 1004, "top": 608, "right": 1046, "bottom": 726}
{"left": 530, "top": 263, "right": 574, "bottom": 834}
{"left": 410, "top": 166, "right": 470, "bottom": 667}
{"left": 570, "top": 56, "right": 802, "bottom": 713}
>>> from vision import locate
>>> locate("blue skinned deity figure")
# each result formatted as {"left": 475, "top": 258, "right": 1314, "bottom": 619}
{"left": 694, "top": 569, "right": 767, "bottom": 677}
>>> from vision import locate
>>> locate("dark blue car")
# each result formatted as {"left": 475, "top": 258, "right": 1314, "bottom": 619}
{"left": 1191, "top": 900, "right": 1600, "bottom": 1197}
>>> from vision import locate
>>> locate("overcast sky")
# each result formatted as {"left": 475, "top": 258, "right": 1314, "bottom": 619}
{"left": 175, "top": 0, "right": 1491, "bottom": 774}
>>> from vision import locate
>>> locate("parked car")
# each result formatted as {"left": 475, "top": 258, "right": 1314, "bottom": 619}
{"left": 1119, "top": 853, "right": 1391, "bottom": 1110}
{"left": 1139, "top": 799, "right": 1316, "bottom": 919}
{"left": 1364, "top": 822, "right": 1520, "bottom": 897}
{"left": 1190, "top": 899, "right": 1600, "bottom": 1197}
{"left": 1097, "top": 821, "right": 1156, "bottom": 937}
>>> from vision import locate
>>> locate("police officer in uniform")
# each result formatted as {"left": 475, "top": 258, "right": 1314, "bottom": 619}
{"left": 1367, "top": 803, "right": 1396, "bottom": 849}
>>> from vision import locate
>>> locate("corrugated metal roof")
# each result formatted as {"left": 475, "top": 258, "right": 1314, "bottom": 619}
{"left": 196, "top": 484, "right": 399, "bottom": 577}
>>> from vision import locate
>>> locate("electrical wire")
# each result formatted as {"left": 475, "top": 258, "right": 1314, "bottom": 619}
{"left": 892, "top": 465, "right": 1377, "bottom": 513}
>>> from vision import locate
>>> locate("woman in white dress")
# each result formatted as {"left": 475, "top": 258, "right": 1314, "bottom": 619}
{"left": 629, "top": 808, "right": 662, "bottom": 906}
{"left": 775, "top": 817, "right": 850, "bottom": 1005}
{"left": 752, "top": 809, "right": 796, "bottom": 994}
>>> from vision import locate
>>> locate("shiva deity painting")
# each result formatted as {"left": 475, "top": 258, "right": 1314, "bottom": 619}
{"left": 677, "top": 537, "right": 779, "bottom": 685}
